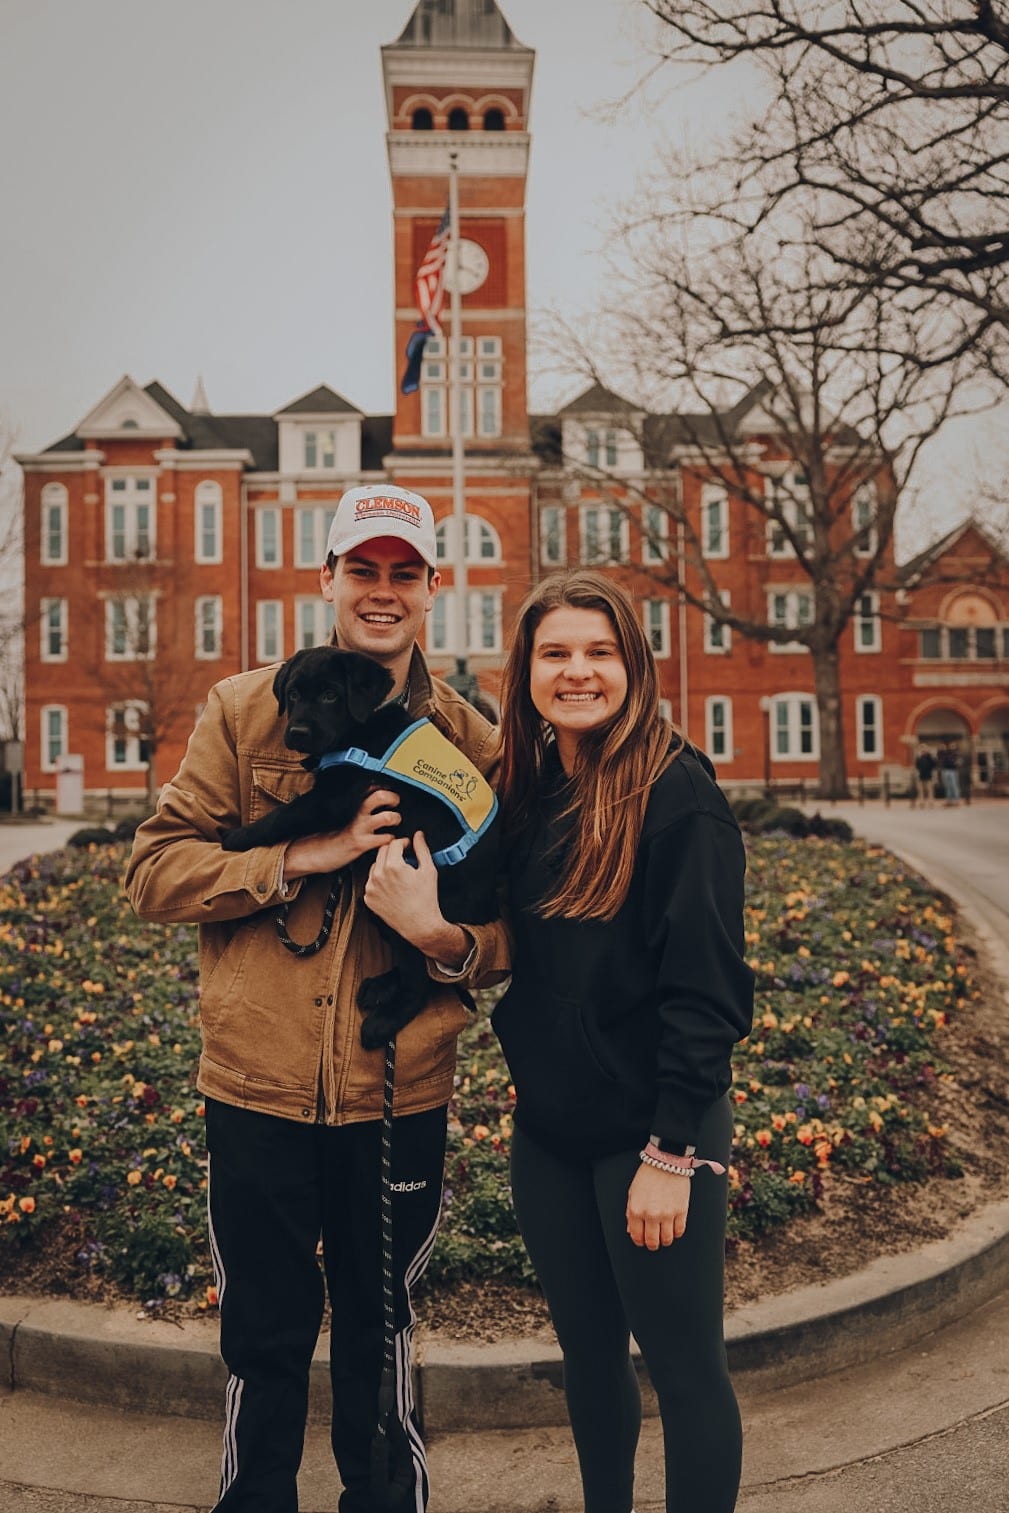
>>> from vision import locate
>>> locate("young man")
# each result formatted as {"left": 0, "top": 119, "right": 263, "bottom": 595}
{"left": 124, "top": 485, "right": 501, "bottom": 1513}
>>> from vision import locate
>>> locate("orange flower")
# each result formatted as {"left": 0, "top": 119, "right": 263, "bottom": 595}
{"left": 68, "top": 1149, "right": 83, "bottom": 1165}
{"left": 126, "top": 1170, "right": 142, "bottom": 1186}
{"left": 32, "top": 1154, "right": 46, "bottom": 1170}
{"left": 18, "top": 1197, "right": 35, "bottom": 1214}
{"left": 788, "top": 1171, "right": 806, "bottom": 1185}
{"left": 206, "top": 1285, "right": 219, "bottom": 1306}
{"left": 163, "top": 1174, "right": 178, "bottom": 1190}
{"left": 755, "top": 1130, "right": 772, "bottom": 1148}
{"left": 473, "top": 1125, "right": 490, "bottom": 1141}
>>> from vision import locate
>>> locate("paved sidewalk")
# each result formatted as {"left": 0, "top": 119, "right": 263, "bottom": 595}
{"left": 3, "top": 1287, "right": 1009, "bottom": 1511}
{"left": 0, "top": 817, "right": 85, "bottom": 875}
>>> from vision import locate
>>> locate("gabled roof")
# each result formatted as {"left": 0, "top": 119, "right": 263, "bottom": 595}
{"left": 394, "top": 0, "right": 527, "bottom": 49}
{"left": 275, "top": 384, "right": 362, "bottom": 417}
{"left": 899, "top": 516, "right": 1009, "bottom": 584}
{"left": 556, "top": 382, "right": 641, "bottom": 419}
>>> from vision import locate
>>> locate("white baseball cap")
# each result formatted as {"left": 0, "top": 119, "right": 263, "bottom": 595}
{"left": 325, "top": 484, "right": 438, "bottom": 569}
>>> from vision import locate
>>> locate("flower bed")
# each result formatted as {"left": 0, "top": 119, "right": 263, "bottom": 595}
{"left": 0, "top": 836, "right": 972, "bottom": 1307}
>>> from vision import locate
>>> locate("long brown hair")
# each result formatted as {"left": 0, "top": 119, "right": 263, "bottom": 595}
{"left": 498, "top": 571, "right": 680, "bottom": 920}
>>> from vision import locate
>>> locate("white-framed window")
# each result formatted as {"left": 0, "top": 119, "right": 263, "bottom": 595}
{"left": 768, "top": 589, "right": 813, "bottom": 650}
{"left": 644, "top": 599, "right": 671, "bottom": 658}
{"left": 430, "top": 589, "right": 503, "bottom": 654}
{"left": 852, "top": 483, "right": 878, "bottom": 558}
{"left": 304, "top": 430, "right": 337, "bottom": 470}
{"left": 580, "top": 505, "right": 628, "bottom": 565}
{"left": 766, "top": 471, "right": 812, "bottom": 558}
{"left": 705, "top": 696, "right": 733, "bottom": 762}
{"left": 256, "top": 507, "right": 282, "bottom": 568}
{"left": 257, "top": 601, "right": 284, "bottom": 662}
{"left": 105, "top": 595, "right": 156, "bottom": 660}
{"left": 857, "top": 695, "right": 883, "bottom": 760}
{"left": 105, "top": 475, "right": 155, "bottom": 562}
{"left": 194, "top": 481, "right": 223, "bottom": 564}
{"left": 476, "top": 337, "right": 502, "bottom": 438}
{"left": 540, "top": 505, "right": 565, "bottom": 567}
{"left": 920, "top": 623, "right": 1007, "bottom": 660}
{"left": 435, "top": 514, "right": 501, "bottom": 564}
{"left": 421, "top": 335, "right": 502, "bottom": 439}
{"left": 296, "top": 506, "right": 338, "bottom": 568}
{"left": 41, "top": 705, "right": 67, "bottom": 772}
{"left": 854, "top": 591, "right": 881, "bottom": 652}
{"left": 41, "top": 483, "right": 68, "bottom": 565}
{"left": 295, "top": 597, "right": 332, "bottom": 650}
{"left": 586, "top": 428, "right": 618, "bottom": 468}
{"left": 704, "top": 590, "right": 732, "bottom": 654}
{"left": 195, "top": 595, "right": 223, "bottom": 659}
{"left": 106, "top": 701, "right": 149, "bottom": 771}
{"left": 642, "top": 502, "right": 669, "bottom": 563}
{"left": 701, "top": 485, "right": 729, "bottom": 559}
{"left": 40, "top": 597, "right": 68, "bottom": 662}
{"left": 771, "top": 694, "right": 819, "bottom": 760}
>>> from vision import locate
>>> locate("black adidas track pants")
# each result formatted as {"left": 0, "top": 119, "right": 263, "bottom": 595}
{"left": 205, "top": 1097, "right": 447, "bottom": 1513}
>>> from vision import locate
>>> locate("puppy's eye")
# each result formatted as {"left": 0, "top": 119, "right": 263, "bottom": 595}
{"left": 320, "top": 690, "right": 339, "bottom": 703}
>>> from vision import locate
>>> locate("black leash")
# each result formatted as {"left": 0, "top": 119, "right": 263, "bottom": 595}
{"left": 369, "top": 1035, "right": 415, "bottom": 1508}
{"left": 274, "top": 877, "right": 341, "bottom": 957}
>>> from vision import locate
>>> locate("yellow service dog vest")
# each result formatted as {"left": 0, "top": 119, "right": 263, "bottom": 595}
{"left": 317, "top": 718, "right": 497, "bottom": 868}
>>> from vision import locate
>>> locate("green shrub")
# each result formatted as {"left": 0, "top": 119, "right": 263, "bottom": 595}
{"left": 67, "top": 827, "right": 117, "bottom": 848}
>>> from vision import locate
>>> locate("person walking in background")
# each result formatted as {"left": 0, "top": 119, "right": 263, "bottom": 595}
{"left": 957, "top": 745, "right": 973, "bottom": 806}
{"left": 938, "top": 742, "right": 961, "bottom": 805}
{"left": 912, "top": 744, "right": 937, "bottom": 808}
{"left": 367, "top": 570, "right": 754, "bottom": 1513}
{"left": 124, "top": 485, "right": 501, "bottom": 1513}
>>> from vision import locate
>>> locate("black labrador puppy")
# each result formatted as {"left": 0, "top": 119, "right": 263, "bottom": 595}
{"left": 220, "top": 646, "right": 499, "bottom": 1048}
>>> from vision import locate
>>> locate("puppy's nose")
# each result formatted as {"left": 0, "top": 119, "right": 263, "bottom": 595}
{"left": 285, "top": 723, "right": 312, "bottom": 748}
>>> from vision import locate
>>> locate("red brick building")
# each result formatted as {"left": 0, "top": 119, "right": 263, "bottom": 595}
{"left": 16, "top": 0, "right": 1009, "bottom": 811}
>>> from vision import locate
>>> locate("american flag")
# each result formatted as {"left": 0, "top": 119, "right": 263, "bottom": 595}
{"left": 414, "top": 205, "right": 451, "bottom": 336}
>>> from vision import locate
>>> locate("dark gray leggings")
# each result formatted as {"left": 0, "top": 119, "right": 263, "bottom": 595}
{"left": 510, "top": 1095, "right": 740, "bottom": 1513}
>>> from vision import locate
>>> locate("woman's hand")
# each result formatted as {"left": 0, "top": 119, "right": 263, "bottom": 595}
{"left": 626, "top": 1163, "right": 691, "bottom": 1249}
{"left": 282, "top": 789, "right": 401, "bottom": 880}
{"left": 364, "top": 831, "right": 471, "bottom": 968}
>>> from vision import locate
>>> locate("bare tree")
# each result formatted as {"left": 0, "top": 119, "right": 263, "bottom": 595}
{"left": 87, "top": 565, "right": 212, "bottom": 812}
{"left": 641, "top": 1, "right": 1009, "bottom": 361}
{"left": 556, "top": 200, "right": 993, "bottom": 797}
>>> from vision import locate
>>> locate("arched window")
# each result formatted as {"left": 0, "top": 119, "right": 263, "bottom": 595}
{"left": 483, "top": 107, "right": 505, "bottom": 131}
{"left": 411, "top": 107, "right": 433, "bottom": 130}
{"left": 435, "top": 514, "right": 501, "bottom": 564}
{"left": 448, "top": 106, "right": 470, "bottom": 131}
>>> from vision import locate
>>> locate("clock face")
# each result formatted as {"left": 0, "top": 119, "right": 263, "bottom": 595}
{"left": 444, "top": 237, "right": 489, "bottom": 295}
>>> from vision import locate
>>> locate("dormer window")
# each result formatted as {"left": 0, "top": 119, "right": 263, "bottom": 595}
{"left": 412, "top": 107, "right": 434, "bottom": 130}
{"left": 304, "top": 430, "right": 336, "bottom": 469}
{"left": 483, "top": 108, "right": 505, "bottom": 131}
{"left": 448, "top": 106, "right": 470, "bottom": 131}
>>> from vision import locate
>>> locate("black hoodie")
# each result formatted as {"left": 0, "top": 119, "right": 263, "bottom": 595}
{"left": 492, "top": 742, "right": 754, "bottom": 1158}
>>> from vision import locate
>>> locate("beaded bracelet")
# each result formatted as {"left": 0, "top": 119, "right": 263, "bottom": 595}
{"left": 639, "top": 1142, "right": 728, "bottom": 1177}
{"left": 639, "top": 1148, "right": 696, "bottom": 1177}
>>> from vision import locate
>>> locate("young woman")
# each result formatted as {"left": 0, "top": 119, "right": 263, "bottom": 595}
{"left": 364, "top": 571, "right": 754, "bottom": 1513}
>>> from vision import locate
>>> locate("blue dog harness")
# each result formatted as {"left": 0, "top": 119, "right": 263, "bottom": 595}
{"left": 316, "top": 717, "right": 497, "bottom": 868}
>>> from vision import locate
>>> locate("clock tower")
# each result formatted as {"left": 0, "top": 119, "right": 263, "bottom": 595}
{"left": 381, "top": 0, "right": 535, "bottom": 458}
{"left": 380, "top": 0, "right": 536, "bottom": 693}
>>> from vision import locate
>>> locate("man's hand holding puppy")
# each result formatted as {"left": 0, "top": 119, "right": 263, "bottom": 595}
{"left": 281, "top": 787, "right": 402, "bottom": 883}
{"left": 363, "top": 829, "right": 471, "bottom": 970}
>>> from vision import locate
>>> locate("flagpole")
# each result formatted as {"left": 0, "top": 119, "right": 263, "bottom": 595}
{"left": 448, "top": 150, "right": 469, "bottom": 684}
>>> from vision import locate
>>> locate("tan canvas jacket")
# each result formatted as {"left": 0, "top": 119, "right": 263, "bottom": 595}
{"left": 123, "top": 647, "right": 508, "bottom": 1126}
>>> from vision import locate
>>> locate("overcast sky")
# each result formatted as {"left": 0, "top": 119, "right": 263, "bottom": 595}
{"left": 2, "top": 0, "right": 1006, "bottom": 551}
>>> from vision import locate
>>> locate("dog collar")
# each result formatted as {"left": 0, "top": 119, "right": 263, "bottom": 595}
{"left": 317, "top": 718, "right": 497, "bottom": 867}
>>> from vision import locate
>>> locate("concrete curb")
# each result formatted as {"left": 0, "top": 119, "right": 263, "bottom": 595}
{"left": 3, "top": 821, "right": 1007, "bottom": 1433}
{"left": 3, "top": 1193, "right": 1009, "bottom": 1432}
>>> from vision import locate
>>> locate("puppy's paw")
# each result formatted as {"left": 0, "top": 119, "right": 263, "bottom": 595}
{"left": 358, "top": 970, "right": 427, "bottom": 1049}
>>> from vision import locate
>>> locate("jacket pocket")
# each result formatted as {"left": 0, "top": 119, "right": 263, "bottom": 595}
{"left": 492, "top": 984, "right": 621, "bottom": 1133}
{"left": 249, "top": 760, "right": 312, "bottom": 821}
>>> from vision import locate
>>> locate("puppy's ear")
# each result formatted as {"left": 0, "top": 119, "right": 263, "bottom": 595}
{"left": 345, "top": 654, "right": 395, "bottom": 724}
{"left": 273, "top": 650, "right": 305, "bottom": 715}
